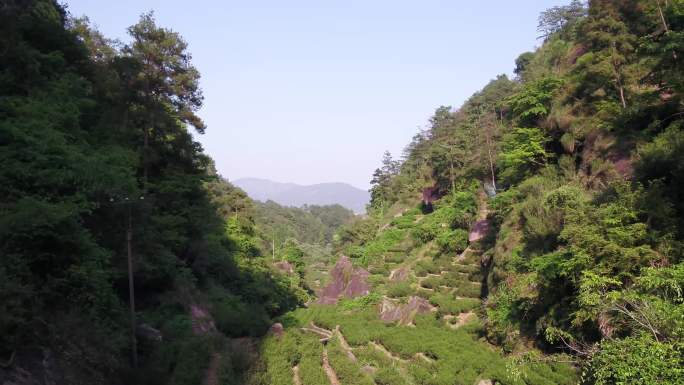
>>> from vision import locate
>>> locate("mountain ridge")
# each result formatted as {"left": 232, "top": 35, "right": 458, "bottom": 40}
{"left": 232, "top": 177, "right": 370, "bottom": 213}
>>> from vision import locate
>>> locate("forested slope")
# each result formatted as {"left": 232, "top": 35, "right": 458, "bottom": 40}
{"left": 257, "top": 1, "right": 684, "bottom": 384}
{"left": 0, "top": 2, "right": 307, "bottom": 384}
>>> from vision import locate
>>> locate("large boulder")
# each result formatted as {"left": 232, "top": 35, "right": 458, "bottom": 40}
{"left": 317, "top": 256, "right": 370, "bottom": 304}
{"left": 379, "top": 296, "right": 434, "bottom": 325}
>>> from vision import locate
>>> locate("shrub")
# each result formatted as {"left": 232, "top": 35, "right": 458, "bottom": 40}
{"left": 362, "top": 228, "right": 407, "bottom": 264}
{"left": 420, "top": 276, "right": 441, "bottom": 290}
{"left": 452, "top": 281, "right": 482, "bottom": 298}
{"left": 390, "top": 213, "right": 416, "bottom": 229}
{"left": 415, "top": 260, "right": 439, "bottom": 276}
{"left": 440, "top": 191, "right": 478, "bottom": 228}
{"left": 386, "top": 281, "right": 413, "bottom": 298}
{"left": 587, "top": 334, "right": 684, "bottom": 385}
{"left": 327, "top": 337, "right": 374, "bottom": 385}
{"left": 340, "top": 293, "right": 381, "bottom": 310}
{"left": 450, "top": 264, "right": 480, "bottom": 274}
{"left": 384, "top": 252, "right": 406, "bottom": 264}
{"left": 436, "top": 229, "right": 469, "bottom": 253}
{"left": 410, "top": 224, "right": 436, "bottom": 243}
{"left": 429, "top": 294, "right": 480, "bottom": 315}
{"left": 374, "top": 367, "right": 409, "bottom": 385}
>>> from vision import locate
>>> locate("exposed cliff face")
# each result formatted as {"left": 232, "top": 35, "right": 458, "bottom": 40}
{"left": 317, "top": 256, "right": 370, "bottom": 304}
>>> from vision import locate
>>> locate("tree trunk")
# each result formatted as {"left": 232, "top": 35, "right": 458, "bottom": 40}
{"left": 449, "top": 158, "right": 455, "bottom": 194}
{"left": 143, "top": 110, "right": 153, "bottom": 192}
{"left": 656, "top": 0, "right": 678, "bottom": 61}
{"left": 143, "top": 126, "right": 149, "bottom": 191}
{"left": 486, "top": 136, "right": 497, "bottom": 192}
{"left": 126, "top": 205, "right": 138, "bottom": 368}
{"left": 657, "top": 0, "right": 670, "bottom": 32}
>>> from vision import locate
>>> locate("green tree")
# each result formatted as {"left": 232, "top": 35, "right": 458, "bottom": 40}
{"left": 505, "top": 77, "right": 563, "bottom": 126}
{"left": 498, "top": 127, "right": 551, "bottom": 185}
{"left": 575, "top": 4, "right": 638, "bottom": 109}
{"left": 124, "top": 12, "right": 205, "bottom": 187}
{"left": 369, "top": 151, "right": 400, "bottom": 211}
{"left": 537, "top": 0, "right": 587, "bottom": 40}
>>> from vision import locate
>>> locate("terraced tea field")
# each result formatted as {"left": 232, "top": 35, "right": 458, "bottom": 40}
{"left": 257, "top": 195, "right": 577, "bottom": 385}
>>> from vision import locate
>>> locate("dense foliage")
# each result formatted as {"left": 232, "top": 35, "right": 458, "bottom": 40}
{"left": 0, "top": 2, "right": 302, "bottom": 384}
{"left": 252, "top": 201, "right": 355, "bottom": 247}
{"left": 3, "top": 0, "right": 684, "bottom": 384}
{"left": 357, "top": 0, "right": 684, "bottom": 382}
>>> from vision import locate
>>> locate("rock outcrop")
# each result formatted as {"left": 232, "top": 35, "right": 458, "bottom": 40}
{"left": 379, "top": 296, "right": 434, "bottom": 325}
{"left": 190, "top": 304, "right": 217, "bottom": 335}
{"left": 317, "top": 256, "right": 370, "bottom": 304}
{"left": 468, "top": 219, "right": 490, "bottom": 242}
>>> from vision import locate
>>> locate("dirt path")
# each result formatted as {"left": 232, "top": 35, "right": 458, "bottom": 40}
{"left": 334, "top": 326, "right": 357, "bottom": 362}
{"left": 292, "top": 365, "right": 302, "bottom": 385}
{"left": 301, "top": 322, "right": 333, "bottom": 340}
{"left": 309, "top": 322, "right": 333, "bottom": 336}
{"left": 414, "top": 352, "right": 435, "bottom": 364}
{"left": 300, "top": 323, "right": 346, "bottom": 385}
{"left": 322, "top": 348, "right": 341, "bottom": 385}
{"left": 203, "top": 353, "right": 221, "bottom": 385}
{"left": 369, "top": 341, "right": 407, "bottom": 363}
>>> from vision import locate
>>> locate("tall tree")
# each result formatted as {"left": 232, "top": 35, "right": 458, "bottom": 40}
{"left": 476, "top": 110, "right": 501, "bottom": 192}
{"left": 537, "top": 0, "right": 588, "bottom": 39}
{"left": 124, "top": 12, "right": 205, "bottom": 188}
{"left": 576, "top": 2, "right": 638, "bottom": 109}
{"left": 369, "top": 151, "right": 400, "bottom": 211}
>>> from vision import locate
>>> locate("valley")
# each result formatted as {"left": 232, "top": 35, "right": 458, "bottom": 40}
{"left": 2, "top": 1, "right": 683, "bottom": 384}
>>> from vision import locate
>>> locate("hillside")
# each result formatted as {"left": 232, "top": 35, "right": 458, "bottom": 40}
{"left": 234, "top": 177, "right": 370, "bottom": 213}
{"left": 254, "top": 1, "right": 684, "bottom": 384}
{"left": 2, "top": 1, "right": 684, "bottom": 385}
{"left": 0, "top": 5, "right": 307, "bottom": 385}
{"left": 257, "top": 188, "right": 578, "bottom": 385}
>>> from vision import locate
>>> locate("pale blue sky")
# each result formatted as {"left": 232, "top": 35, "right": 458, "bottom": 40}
{"left": 64, "top": 0, "right": 564, "bottom": 189}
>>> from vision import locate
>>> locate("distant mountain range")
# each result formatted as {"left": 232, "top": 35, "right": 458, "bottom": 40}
{"left": 232, "top": 178, "right": 369, "bottom": 213}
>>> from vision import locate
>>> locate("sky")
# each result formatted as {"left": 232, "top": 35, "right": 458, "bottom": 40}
{"left": 63, "top": 0, "right": 566, "bottom": 190}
